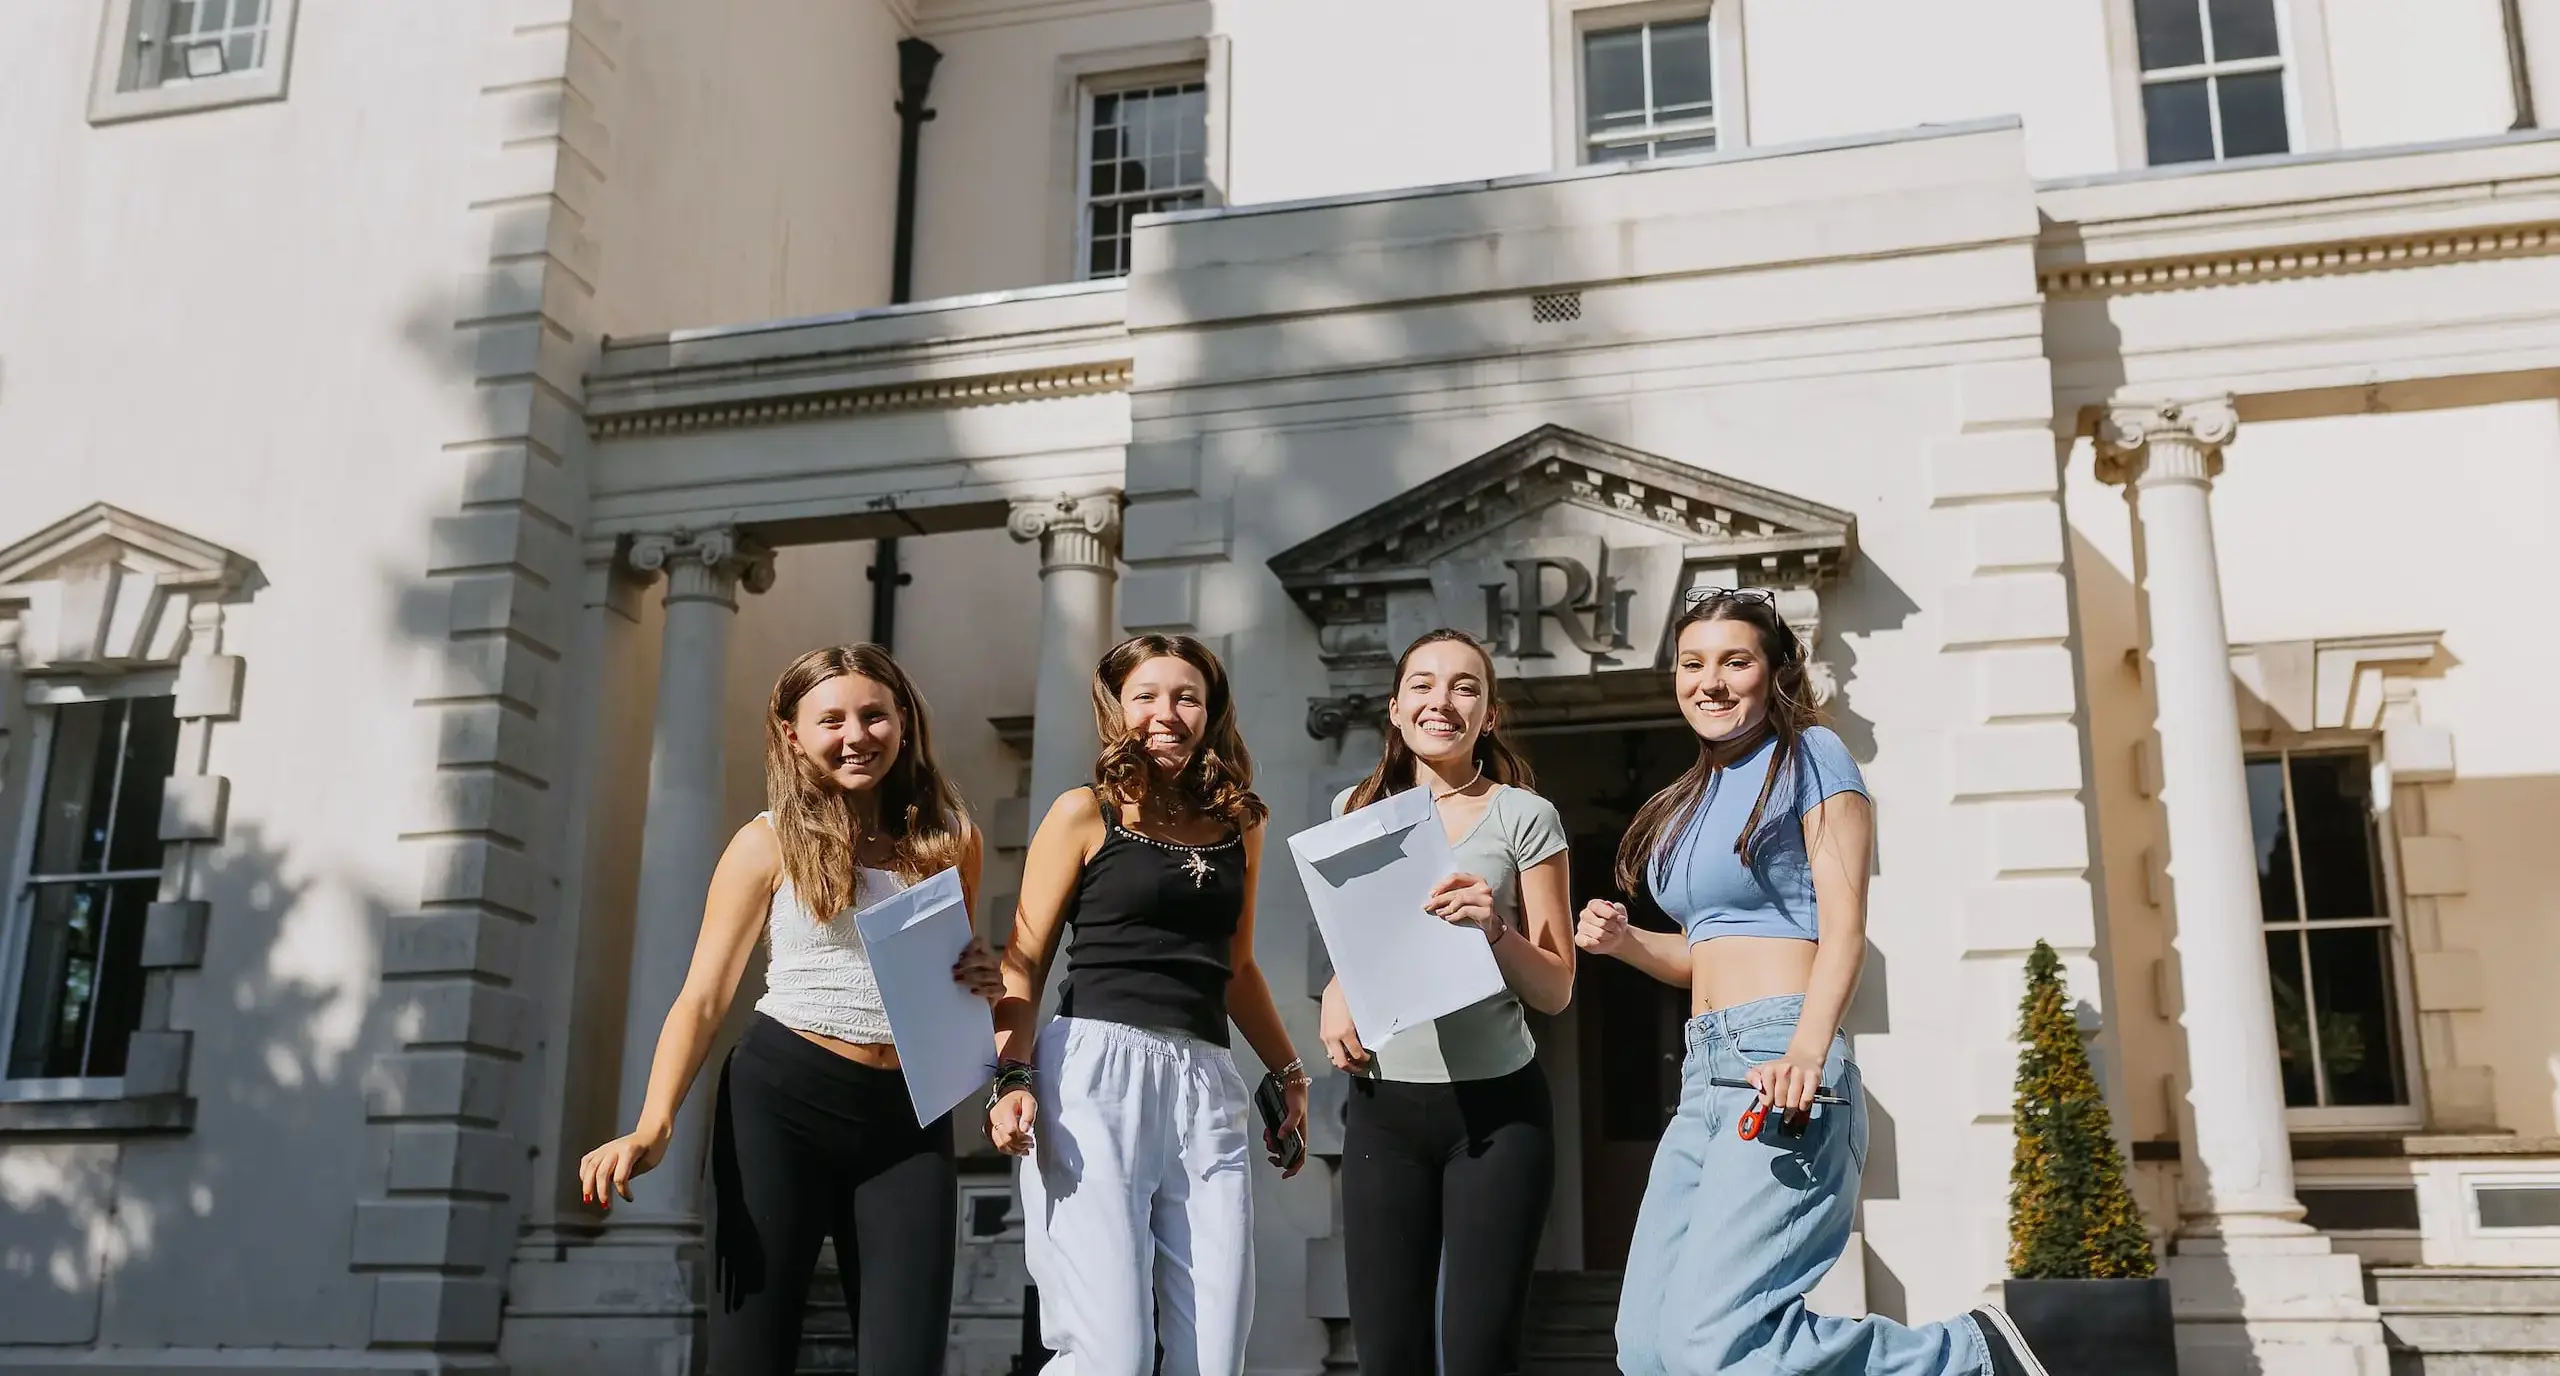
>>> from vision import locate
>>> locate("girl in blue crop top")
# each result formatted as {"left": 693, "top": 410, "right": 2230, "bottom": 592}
{"left": 1572, "top": 589, "right": 2046, "bottom": 1376}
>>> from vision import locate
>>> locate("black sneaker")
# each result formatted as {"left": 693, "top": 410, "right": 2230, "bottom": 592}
{"left": 1968, "top": 1305, "right": 2052, "bottom": 1376}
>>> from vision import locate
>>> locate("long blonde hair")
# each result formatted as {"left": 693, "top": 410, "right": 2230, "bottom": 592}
{"left": 1090, "top": 633, "right": 1268, "bottom": 832}
{"left": 764, "top": 644, "right": 968, "bottom": 918}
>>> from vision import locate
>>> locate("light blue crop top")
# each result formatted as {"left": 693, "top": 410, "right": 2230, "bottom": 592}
{"left": 1649, "top": 725, "right": 1866, "bottom": 945}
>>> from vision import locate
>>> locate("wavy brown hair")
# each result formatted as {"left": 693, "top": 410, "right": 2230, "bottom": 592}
{"left": 765, "top": 644, "right": 968, "bottom": 918}
{"left": 1091, "top": 633, "right": 1268, "bottom": 832}
{"left": 1345, "top": 628, "right": 1536, "bottom": 812}
{"left": 1614, "top": 592, "right": 1823, "bottom": 893}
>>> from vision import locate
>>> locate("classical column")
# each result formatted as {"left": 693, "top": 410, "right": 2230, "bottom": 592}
{"left": 610, "top": 526, "right": 775, "bottom": 1225}
{"left": 2099, "top": 400, "right": 2385, "bottom": 1375}
{"left": 1008, "top": 493, "right": 1123, "bottom": 817}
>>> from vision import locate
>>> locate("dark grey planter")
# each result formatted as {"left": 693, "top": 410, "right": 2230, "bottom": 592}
{"left": 2002, "top": 1276, "right": 2177, "bottom": 1376}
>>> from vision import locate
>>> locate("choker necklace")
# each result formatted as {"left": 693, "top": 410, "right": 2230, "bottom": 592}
{"left": 1428, "top": 764, "right": 1486, "bottom": 801}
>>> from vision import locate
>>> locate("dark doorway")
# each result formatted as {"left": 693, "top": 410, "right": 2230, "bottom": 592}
{"left": 1518, "top": 721, "right": 1693, "bottom": 1269}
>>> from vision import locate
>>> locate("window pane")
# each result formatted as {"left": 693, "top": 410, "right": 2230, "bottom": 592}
{"left": 2300, "top": 1187, "right": 2422, "bottom": 1231}
{"left": 2247, "top": 757, "right": 2297, "bottom": 922}
{"left": 1092, "top": 92, "right": 1118, "bottom": 128}
{"left": 2265, "top": 929, "right": 2318, "bottom": 1107}
{"left": 1087, "top": 202, "right": 1127, "bottom": 279}
{"left": 2143, "top": 79, "right": 2217, "bottom": 165}
{"left": 108, "top": 697, "right": 179, "bottom": 873}
{"left": 1656, "top": 135, "right": 1717, "bottom": 157}
{"left": 2134, "top": 0, "right": 2207, "bottom": 70}
{"left": 1584, "top": 27, "right": 1648, "bottom": 135}
{"left": 33, "top": 701, "right": 122, "bottom": 876}
{"left": 1649, "top": 18, "right": 1714, "bottom": 116}
{"left": 1590, "top": 140, "right": 1649, "bottom": 164}
{"left": 2477, "top": 1187, "right": 2560, "bottom": 1229}
{"left": 2306, "top": 925, "right": 2406, "bottom": 1106}
{"left": 2217, "top": 70, "right": 2292, "bottom": 158}
{"left": 8, "top": 883, "right": 109, "bottom": 1078}
{"left": 2209, "top": 0, "right": 2281, "bottom": 61}
{"left": 80, "top": 880, "right": 155, "bottom": 1078}
{"left": 2288, "top": 754, "right": 2381, "bottom": 920}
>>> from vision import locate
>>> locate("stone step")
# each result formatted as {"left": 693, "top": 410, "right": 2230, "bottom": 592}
{"left": 2389, "top": 1357, "right": 2560, "bottom": 1376}
{"left": 2383, "top": 1309, "right": 2560, "bottom": 1351}
{"left": 2373, "top": 1267, "right": 2560, "bottom": 1312}
{"left": 2371, "top": 1266, "right": 2560, "bottom": 1376}
{"left": 1524, "top": 1270, "right": 1624, "bottom": 1374}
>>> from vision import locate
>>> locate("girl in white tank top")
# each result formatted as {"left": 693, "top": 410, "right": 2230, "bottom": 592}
{"left": 577, "top": 645, "right": 997, "bottom": 1376}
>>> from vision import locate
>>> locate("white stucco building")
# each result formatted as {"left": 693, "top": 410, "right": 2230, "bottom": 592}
{"left": 6, "top": 1, "right": 2560, "bottom": 1372}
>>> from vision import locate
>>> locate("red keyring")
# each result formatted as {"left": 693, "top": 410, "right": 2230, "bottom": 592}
{"left": 1714, "top": 1078, "right": 1843, "bottom": 1140}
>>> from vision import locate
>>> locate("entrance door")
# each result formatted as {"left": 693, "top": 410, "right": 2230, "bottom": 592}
{"left": 1520, "top": 722, "right": 1694, "bottom": 1270}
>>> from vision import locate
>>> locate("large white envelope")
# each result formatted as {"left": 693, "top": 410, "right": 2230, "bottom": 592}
{"left": 850, "top": 867, "right": 995, "bottom": 1124}
{"left": 1286, "top": 786, "right": 1505, "bottom": 1045}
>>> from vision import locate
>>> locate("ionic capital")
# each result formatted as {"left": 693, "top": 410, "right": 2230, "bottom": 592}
{"left": 629, "top": 525, "right": 777, "bottom": 609}
{"left": 2096, "top": 396, "right": 2238, "bottom": 489}
{"left": 1008, "top": 492, "right": 1123, "bottom": 573}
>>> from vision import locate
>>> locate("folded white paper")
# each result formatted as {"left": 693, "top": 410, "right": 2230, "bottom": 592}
{"left": 1286, "top": 786, "right": 1505, "bottom": 1046}
{"left": 850, "top": 867, "right": 995, "bottom": 1123}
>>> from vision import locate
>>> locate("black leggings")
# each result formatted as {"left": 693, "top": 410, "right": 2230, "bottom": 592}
{"left": 1339, "top": 1061, "right": 1555, "bottom": 1376}
{"left": 708, "top": 1013, "right": 956, "bottom": 1375}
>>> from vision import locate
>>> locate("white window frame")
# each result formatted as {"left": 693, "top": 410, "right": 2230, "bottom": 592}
{"left": 2103, "top": 0, "right": 2338, "bottom": 169}
{"left": 2250, "top": 739, "right": 2426, "bottom": 1134}
{"left": 0, "top": 672, "right": 178, "bottom": 1104}
{"left": 1048, "top": 38, "right": 1229, "bottom": 285}
{"left": 88, "top": 0, "right": 302, "bottom": 126}
{"left": 1551, "top": 0, "right": 1749, "bottom": 170}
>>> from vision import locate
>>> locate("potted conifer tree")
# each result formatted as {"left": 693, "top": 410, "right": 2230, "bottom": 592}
{"left": 2003, "top": 940, "right": 2177, "bottom": 1374}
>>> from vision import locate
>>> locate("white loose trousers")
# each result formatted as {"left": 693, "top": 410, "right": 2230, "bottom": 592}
{"left": 1021, "top": 1016, "right": 1256, "bottom": 1376}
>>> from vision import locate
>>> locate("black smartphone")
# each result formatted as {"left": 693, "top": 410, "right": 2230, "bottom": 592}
{"left": 1253, "top": 1072, "right": 1304, "bottom": 1172}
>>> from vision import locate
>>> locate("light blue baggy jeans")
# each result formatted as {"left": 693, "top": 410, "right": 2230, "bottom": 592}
{"left": 1615, "top": 994, "right": 1992, "bottom": 1375}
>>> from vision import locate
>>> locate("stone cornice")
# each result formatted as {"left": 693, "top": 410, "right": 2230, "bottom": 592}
{"left": 2039, "top": 220, "right": 2560, "bottom": 297}
{"left": 2037, "top": 131, "right": 2560, "bottom": 298}
{"left": 586, "top": 360, "right": 1133, "bottom": 439}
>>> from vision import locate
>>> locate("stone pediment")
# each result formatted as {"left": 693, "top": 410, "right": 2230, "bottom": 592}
{"left": 0, "top": 503, "right": 256, "bottom": 671}
{"left": 1268, "top": 425, "right": 1855, "bottom": 599}
{"left": 1269, "top": 427, "right": 1855, "bottom": 723}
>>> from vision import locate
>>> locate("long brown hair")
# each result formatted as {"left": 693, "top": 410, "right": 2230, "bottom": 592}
{"left": 1091, "top": 633, "right": 1268, "bottom": 832}
{"left": 765, "top": 644, "right": 969, "bottom": 918}
{"left": 1613, "top": 592, "right": 1823, "bottom": 892}
{"left": 1345, "top": 628, "right": 1536, "bottom": 811}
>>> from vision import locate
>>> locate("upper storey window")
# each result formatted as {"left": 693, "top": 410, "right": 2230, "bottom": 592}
{"left": 1581, "top": 15, "right": 1716, "bottom": 162}
{"left": 90, "top": 0, "right": 301, "bottom": 123}
{"left": 2134, "top": 0, "right": 2292, "bottom": 164}
{"left": 1078, "top": 80, "right": 1210, "bottom": 280}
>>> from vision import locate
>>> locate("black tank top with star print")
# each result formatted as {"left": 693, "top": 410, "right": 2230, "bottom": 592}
{"left": 1054, "top": 791, "right": 1245, "bottom": 1047}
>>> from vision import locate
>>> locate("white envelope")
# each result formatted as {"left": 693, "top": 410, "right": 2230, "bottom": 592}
{"left": 1286, "top": 786, "right": 1506, "bottom": 1045}
{"left": 850, "top": 867, "right": 996, "bottom": 1124}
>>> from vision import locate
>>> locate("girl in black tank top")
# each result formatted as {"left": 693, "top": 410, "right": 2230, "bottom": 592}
{"left": 1053, "top": 791, "right": 1246, "bottom": 1045}
{"left": 986, "top": 634, "right": 1309, "bottom": 1375}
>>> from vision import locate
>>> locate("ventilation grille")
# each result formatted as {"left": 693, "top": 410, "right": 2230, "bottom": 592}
{"left": 1529, "top": 290, "right": 1583, "bottom": 323}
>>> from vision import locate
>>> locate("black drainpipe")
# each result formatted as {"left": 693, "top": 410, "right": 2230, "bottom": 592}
{"left": 869, "top": 37, "right": 941, "bottom": 649}
{"left": 2504, "top": 0, "right": 2539, "bottom": 130}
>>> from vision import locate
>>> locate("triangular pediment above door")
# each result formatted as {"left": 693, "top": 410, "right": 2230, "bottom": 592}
{"left": 1268, "top": 426, "right": 1855, "bottom": 698}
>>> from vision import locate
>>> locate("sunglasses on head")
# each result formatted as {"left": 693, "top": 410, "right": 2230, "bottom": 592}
{"left": 1682, "top": 585, "right": 1778, "bottom": 607}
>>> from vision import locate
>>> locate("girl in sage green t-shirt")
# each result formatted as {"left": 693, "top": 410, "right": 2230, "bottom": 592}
{"left": 1318, "top": 628, "right": 1576, "bottom": 1376}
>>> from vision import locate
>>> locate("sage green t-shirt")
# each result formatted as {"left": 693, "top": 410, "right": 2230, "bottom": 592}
{"left": 1326, "top": 783, "right": 1569, "bottom": 1083}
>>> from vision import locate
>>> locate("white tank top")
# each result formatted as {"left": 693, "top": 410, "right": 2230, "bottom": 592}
{"left": 752, "top": 813, "right": 905, "bottom": 1044}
